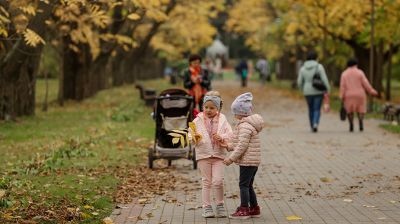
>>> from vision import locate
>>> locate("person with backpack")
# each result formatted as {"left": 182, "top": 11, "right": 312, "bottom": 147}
{"left": 297, "top": 51, "right": 330, "bottom": 133}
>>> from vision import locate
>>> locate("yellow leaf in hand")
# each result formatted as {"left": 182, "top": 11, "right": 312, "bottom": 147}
{"left": 189, "top": 122, "right": 197, "bottom": 133}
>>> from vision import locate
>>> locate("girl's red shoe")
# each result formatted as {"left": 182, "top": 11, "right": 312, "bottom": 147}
{"left": 249, "top": 205, "right": 261, "bottom": 217}
{"left": 229, "top": 206, "right": 250, "bottom": 219}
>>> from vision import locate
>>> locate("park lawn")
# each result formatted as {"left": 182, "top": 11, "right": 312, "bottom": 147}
{"left": 0, "top": 78, "right": 177, "bottom": 223}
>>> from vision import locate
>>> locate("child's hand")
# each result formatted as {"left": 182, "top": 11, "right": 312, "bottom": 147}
{"left": 223, "top": 158, "right": 233, "bottom": 166}
{"left": 220, "top": 141, "right": 228, "bottom": 148}
{"left": 212, "top": 134, "right": 223, "bottom": 142}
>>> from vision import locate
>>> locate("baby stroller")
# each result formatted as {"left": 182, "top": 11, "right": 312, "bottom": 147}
{"left": 149, "top": 88, "right": 197, "bottom": 169}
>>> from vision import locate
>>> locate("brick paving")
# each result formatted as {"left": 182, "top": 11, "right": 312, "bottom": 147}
{"left": 111, "top": 80, "right": 400, "bottom": 224}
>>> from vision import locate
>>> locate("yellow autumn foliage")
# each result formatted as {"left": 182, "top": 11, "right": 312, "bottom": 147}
{"left": 227, "top": 0, "right": 400, "bottom": 60}
{"left": 150, "top": 0, "right": 225, "bottom": 59}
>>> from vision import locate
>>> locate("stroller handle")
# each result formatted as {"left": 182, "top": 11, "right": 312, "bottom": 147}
{"left": 157, "top": 95, "right": 193, "bottom": 101}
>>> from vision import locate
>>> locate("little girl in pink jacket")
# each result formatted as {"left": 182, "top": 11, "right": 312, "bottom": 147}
{"left": 190, "top": 91, "right": 232, "bottom": 218}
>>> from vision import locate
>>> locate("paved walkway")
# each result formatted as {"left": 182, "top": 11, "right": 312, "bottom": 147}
{"left": 111, "top": 80, "right": 400, "bottom": 224}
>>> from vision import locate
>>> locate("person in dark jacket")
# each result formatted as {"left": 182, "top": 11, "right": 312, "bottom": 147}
{"left": 235, "top": 59, "right": 248, "bottom": 87}
{"left": 183, "top": 54, "right": 211, "bottom": 111}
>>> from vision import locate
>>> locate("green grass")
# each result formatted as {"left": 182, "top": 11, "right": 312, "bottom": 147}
{"left": 0, "top": 78, "right": 177, "bottom": 223}
{"left": 380, "top": 123, "right": 400, "bottom": 133}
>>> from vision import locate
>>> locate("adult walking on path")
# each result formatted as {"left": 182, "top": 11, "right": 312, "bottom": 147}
{"left": 256, "top": 58, "right": 270, "bottom": 83}
{"left": 235, "top": 59, "right": 249, "bottom": 88}
{"left": 183, "top": 54, "right": 211, "bottom": 111}
{"left": 297, "top": 51, "right": 330, "bottom": 132}
{"left": 340, "top": 58, "right": 378, "bottom": 132}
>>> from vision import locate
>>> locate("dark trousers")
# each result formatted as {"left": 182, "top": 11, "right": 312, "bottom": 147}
{"left": 239, "top": 166, "right": 258, "bottom": 207}
{"left": 241, "top": 77, "right": 247, "bottom": 87}
{"left": 305, "top": 94, "right": 324, "bottom": 128}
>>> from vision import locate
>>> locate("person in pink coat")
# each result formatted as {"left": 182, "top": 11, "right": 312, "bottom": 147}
{"left": 190, "top": 91, "right": 232, "bottom": 218}
{"left": 340, "top": 58, "right": 378, "bottom": 132}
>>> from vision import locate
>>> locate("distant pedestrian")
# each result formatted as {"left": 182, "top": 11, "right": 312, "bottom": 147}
{"left": 223, "top": 92, "right": 264, "bottom": 220}
{"left": 235, "top": 59, "right": 248, "bottom": 87}
{"left": 256, "top": 58, "right": 270, "bottom": 83}
{"left": 297, "top": 51, "right": 330, "bottom": 132}
{"left": 214, "top": 54, "right": 223, "bottom": 80}
{"left": 340, "top": 58, "right": 378, "bottom": 132}
{"left": 183, "top": 54, "right": 211, "bottom": 111}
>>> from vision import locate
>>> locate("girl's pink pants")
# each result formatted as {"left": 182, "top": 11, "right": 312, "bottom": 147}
{"left": 197, "top": 157, "right": 225, "bottom": 207}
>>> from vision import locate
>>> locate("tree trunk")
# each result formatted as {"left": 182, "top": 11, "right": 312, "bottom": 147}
{"left": 60, "top": 42, "right": 93, "bottom": 101}
{"left": 111, "top": 0, "right": 177, "bottom": 86}
{"left": 374, "top": 41, "right": 384, "bottom": 97}
{"left": 0, "top": 51, "right": 40, "bottom": 120}
{"left": 89, "top": 53, "right": 111, "bottom": 90}
{"left": 0, "top": 1, "right": 52, "bottom": 120}
{"left": 277, "top": 51, "right": 297, "bottom": 81}
{"left": 111, "top": 52, "right": 129, "bottom": 86}
{"left": 386, "top": 44, "right": 393, "bottom": 101}
{"left": 42, "top": 70, "right": 49, "bottom": 112}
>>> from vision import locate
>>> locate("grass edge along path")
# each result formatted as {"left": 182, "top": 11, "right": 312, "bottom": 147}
{"left": 0, "top": 79, "right": 181, "bottom": 223}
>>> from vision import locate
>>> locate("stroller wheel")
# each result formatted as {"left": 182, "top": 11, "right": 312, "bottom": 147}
{"left": 148, "top": 148, "right": 154, "bottom": 169}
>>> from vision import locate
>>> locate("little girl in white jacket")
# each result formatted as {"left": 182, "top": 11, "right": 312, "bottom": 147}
{"left": 190, "top": 91, "right": 232, "bottom": 218}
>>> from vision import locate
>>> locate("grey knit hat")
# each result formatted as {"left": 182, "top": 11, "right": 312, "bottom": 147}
{"left": 203, "top": 95, "right": 221, "bottom": 110}
{"left": 231, "top": 92, "right": 253, "bottom": 116}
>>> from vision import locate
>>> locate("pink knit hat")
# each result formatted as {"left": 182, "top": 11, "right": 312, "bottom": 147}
{"left": 231, "top": 92, "right": 253, "bottom": 116}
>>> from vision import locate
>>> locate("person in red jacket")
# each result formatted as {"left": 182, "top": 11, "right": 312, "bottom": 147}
{"left": 183, "top": 54, "right": 211, "bottom": 112}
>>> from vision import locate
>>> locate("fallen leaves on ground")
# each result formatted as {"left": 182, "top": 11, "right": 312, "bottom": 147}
{"left": 320, "top": 177, "right": 334, "bottom": 183}
{"left": 114, "top": 165, "right": 184, "bottom": 204}
{"left": 103, "top": 217, "right": 114, "bottom": 224}
{"left": 286, "top": 215, "right": 302, "bottom": 221}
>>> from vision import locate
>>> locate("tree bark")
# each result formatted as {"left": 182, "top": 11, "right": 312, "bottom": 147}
{"left": 277, "top": 51, "right": 297, "bottom": 81}
{"left": 60, "top": 41, "right": 92, "bottom": 101}
{"left": 386, "top": 44, "right": 393, "bottom": 101}
{"left": 59, "top": 2, "right": 127, "bottom": 101}
{"left": 375, "top": 41, "right": 384, "bottom": 97}
{"left": 112, "top": 0, "right": 177, "bottom": 86}
{"left": 0, "top": 1, "right": 52, "bottom": 120}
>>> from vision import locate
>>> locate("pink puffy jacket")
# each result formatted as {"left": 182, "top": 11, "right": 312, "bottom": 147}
{"left": 190, "top": 112, "right": 232, "bottom": 161}
{"left": 227, "top": 114, "right": 264, "bottom": 166}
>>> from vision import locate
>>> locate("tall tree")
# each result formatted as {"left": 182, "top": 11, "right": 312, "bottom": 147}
{"left": 0, "top": 1, "right": 52, "bottom": 119}
{"left": 227, "top": 0, "right": 400, "bottom": 91}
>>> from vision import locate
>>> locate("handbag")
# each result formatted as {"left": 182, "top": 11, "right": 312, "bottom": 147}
{"left": 312, "top": 65, "right": 327, "bottom": 91}
{"left": 340, "top": 102, "right": 347, "bottom": 121}
{"left": 323, "top": 93, "right": 330, "bottom": 113}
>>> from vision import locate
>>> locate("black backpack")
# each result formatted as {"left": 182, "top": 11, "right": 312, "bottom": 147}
{"left": 312, "top": 64, "right": 327, "bottom": 91}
